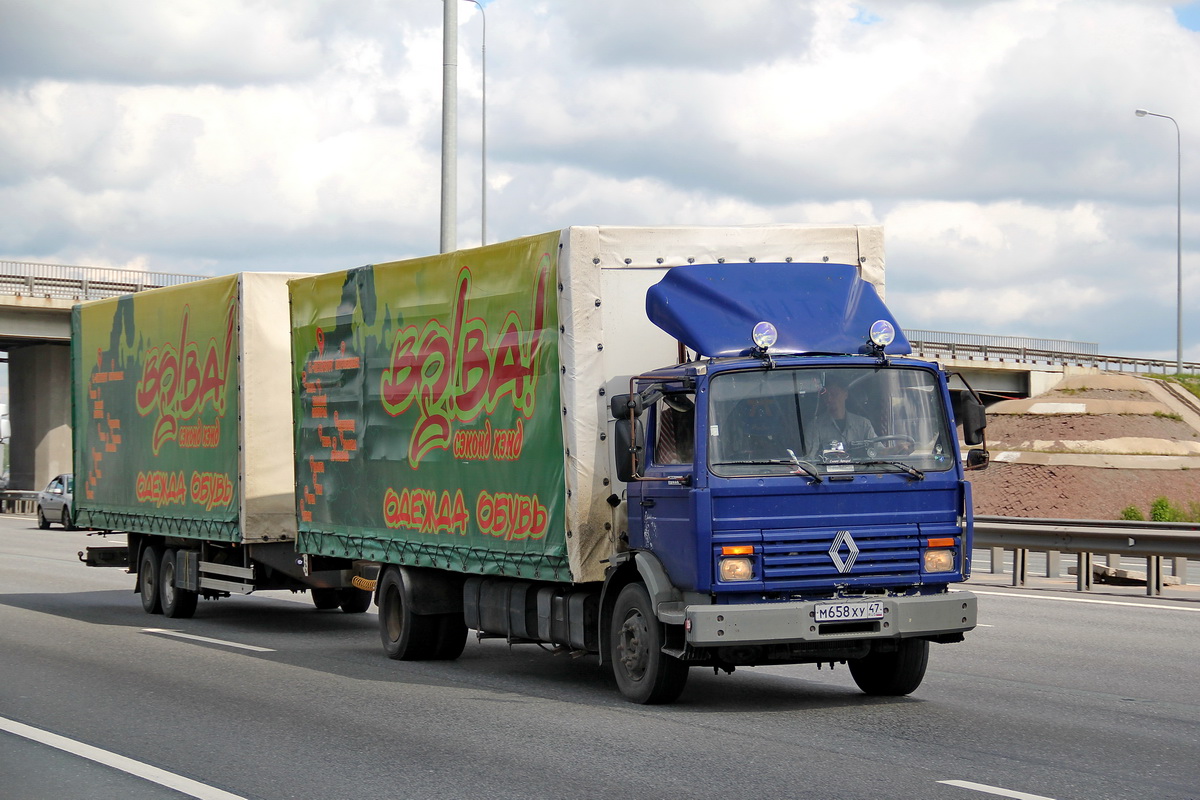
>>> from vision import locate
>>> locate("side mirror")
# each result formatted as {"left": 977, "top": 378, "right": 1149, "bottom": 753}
{"left": 610, "top": 393, "right": 644, "bottom": 419}
{"left": 612, "top": 417, "right": 645, "bottom": 483}
{"left": 961, "top": 395, "right": 987, "bottom": 446}
{"left": 965, "top": 448, "right": 989, "bottom": 471}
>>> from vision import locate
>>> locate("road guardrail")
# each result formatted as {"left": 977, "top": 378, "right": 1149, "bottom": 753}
{"left": 0, "top": 491, "right": 38, "bottom": 515}
{"left": 974, "top": 515, "right": 1200, "bottom": 596}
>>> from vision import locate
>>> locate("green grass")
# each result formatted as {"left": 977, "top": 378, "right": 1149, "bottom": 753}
{"left": 1148, "top": 373, "right": 1200, "bottom": 401}
{"left": 1119, "top": 496, "right": 1200, "bottom": 522}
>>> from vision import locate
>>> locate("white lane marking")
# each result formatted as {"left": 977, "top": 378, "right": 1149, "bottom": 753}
{"left": 939, "top": 779, "right": 1056, "bottom": 800}
{"left": 972, "top": 589, "right": 1200, "bottom": 613}
{"left": 0, "top": 715, "right": 249, "bottom": 800}
{"left": 142, "top": 628, "right": 275, "bottom": 652}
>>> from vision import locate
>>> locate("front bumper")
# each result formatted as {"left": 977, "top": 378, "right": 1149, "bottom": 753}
{"left": 684, "top": 591, "right": 976, "bottom": 647}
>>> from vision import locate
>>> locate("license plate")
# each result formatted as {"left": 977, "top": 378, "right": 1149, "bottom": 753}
{"left": 815, "top": 601, "right": 885, "bottom": 623}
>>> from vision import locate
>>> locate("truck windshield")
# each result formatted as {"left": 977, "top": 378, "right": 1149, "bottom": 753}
{"left": 708, "top": 366, "right": 954, "bottom": 478}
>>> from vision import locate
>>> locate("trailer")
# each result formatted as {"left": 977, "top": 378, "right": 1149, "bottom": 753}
{"left": 76, "top": 273, "right": 372, "bottom": 617}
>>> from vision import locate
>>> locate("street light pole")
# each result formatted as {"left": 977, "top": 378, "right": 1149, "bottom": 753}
{"left": 440, "top": 0, "right": 458, "bottom": 254}
{"left": 464, "top": 0, "right": 486, "bottom": 245}
{"left": 1136, "top": 108, "right": 1183, "bottom": 374}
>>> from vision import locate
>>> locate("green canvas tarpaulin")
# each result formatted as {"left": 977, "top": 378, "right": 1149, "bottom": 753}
{"left": 72, "top": 274, "right": 242, "bottom": 540}
{"left": 290, "top": 232, "right": 570, "bottom": 581}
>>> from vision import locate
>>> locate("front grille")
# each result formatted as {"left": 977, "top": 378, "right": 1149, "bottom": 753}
{"left": 761, "top": 525, "right": 920, "bottom": 589}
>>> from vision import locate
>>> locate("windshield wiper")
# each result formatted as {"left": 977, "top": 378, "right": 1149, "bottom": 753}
{"left": 786, "top": 450, "right": 823, "bottom": 483}
{"left": 858, "top": 460, "right": 925, "bottom": 479}
{"left": 712, "top": 453, "right": 823, "bottom": 483}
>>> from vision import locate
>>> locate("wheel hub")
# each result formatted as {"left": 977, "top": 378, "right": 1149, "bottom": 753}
{"left": 618, "top": 613, "right": 649, "bottom": 679}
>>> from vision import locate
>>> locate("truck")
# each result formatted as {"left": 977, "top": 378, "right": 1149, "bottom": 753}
{"left": 74, "top": 272, "right": 373, "bottom": 617}
{"left": 289, "top": 224, "right": 988, "bottom": 704}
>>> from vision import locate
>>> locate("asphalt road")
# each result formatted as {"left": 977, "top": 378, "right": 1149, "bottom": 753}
{"left": 2, "top": 515, "right": 1198, "bottom": 800}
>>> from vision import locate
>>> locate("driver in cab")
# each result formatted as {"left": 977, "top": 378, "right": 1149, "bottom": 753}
{"left": 807, "top": 374, "right": 876, "bottom": 457}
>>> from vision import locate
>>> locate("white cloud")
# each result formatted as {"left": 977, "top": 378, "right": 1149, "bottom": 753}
{"left": 0, "top": 0, "right": 326, "bottom": 86}
{"left": 0, "top": 0, "right": 1197, "bottom": 360}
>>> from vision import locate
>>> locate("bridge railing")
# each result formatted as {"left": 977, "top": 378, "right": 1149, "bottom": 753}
{"left": 907, "top": 329, "right": 1099, "bottom": 356}
{"left": 0, "top": 261, "right": 201, "bottom": 300}
{"left": 973, "top": 515, "right": 1200, "bottom": 596}
{"left": 909, "top": 337, "right": 1200, "bottom": 375}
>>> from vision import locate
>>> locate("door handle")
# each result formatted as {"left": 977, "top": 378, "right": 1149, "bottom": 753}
{"left": 640, "top": 498, "right": 656, "bottom": 508}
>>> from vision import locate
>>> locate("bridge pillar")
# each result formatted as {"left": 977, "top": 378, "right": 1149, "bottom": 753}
{"left": 8, "top": 343, "right": 71, "bottom": 490}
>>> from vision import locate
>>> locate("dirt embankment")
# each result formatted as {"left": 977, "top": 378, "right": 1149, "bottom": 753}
{"left": 967, "top": 462, "right": 1199, "bottom": 519}
{"left": 968, "top": 376, "right": 1200, "bottom": 519}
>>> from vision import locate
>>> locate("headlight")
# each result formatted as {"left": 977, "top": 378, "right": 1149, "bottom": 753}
{"left": 923, "top": 549, "right": 956, "bottom": 573}
{"left": 720, "top": 557, "right": 754, "bottom": 581}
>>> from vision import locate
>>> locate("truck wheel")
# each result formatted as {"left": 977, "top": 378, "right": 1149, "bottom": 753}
{"left": 160, "top": 549, "right": 198, "bottom": 619}
{"left": 610, "top": 583, "right": 689, "bottom": 704}
{"left": 849, "top": 639, "right": 929, "bottom": 696}
{"left": 378, "top": 568, "right": 439, "bottom": 660}
{"left": 311, "top": 588, "right": 340, "bottom": 610}
{"left": 37, "top": 507, "right": 50, "bottom": 530}
{"left": 139, "top": 545, "right": 163, "bottom": 614}
{"left": 434, "top": 612, "right": 468, "bottom": 660}
{"left": 338, "top": 587, "right": 372, "bottom": 614}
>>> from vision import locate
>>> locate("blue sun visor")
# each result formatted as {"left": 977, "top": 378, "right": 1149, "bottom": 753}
{"left": 644, "top": 262, "right": 911, "bottom": 358}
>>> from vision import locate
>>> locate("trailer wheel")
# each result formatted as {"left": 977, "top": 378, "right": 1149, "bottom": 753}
{"left": 311, "top": 588, "right": 340, "bottom": 610}
{"left": 338, "top": 587, "right": 372, "bottom": 614}
{"left": 848, "top": 639, "right": 929, "bottom": 696}
{"left": 160, "top": 549, "right": 198, "bottom": 619}
{"left": 610, "top": 583, "right": 689, "bottom": 704}
{"left": 378, "top": 568, "right": 439, "bottom": 660}
{"left": 139, "top": 545, "right": 163, "bottom": 615}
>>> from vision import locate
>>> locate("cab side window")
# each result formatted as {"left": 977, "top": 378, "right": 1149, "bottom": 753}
{"left": 653, "top": 396, "right": 695, "bottom": 465}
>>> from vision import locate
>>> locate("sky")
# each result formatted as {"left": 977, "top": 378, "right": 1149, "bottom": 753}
{"left": 2, "top": 0, "right": 1200, "bottom": 365}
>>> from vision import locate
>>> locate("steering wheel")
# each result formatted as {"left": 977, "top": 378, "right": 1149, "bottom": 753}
{"left": 857, "top": 435, "right": 916, "bottom": 457}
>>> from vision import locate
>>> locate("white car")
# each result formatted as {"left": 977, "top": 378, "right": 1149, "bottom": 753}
{"left": 37, "top": 473, "right": 75, "bottom": 530}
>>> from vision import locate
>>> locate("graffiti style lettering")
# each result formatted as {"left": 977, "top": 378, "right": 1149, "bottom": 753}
{"left": 491, "top": 420, "right": 524, "bottom": 461}
{"left": 476, "top": 489, "right": 549, "bottom": 541}
{"left": 383, "top": 487, "right": 469, "bottom": 534}
{"left": 135, "top": 470, "right": 188, "bottom": 507}
{"left": 135, "top": 302, "right": 236, "bottom": 455}
{"left": 450, "top": 420, "right": 525, "bottom": 461}
{"left": 190, "top": 471, "right": 234, "bottom": 512}
{"left": 379, "top": 260, "right": 551, "bottom": 466}
{"left": 452, "top": 420, "right": 493, "bottom": 460}
{"left": 177, "top": 416, "right": 221, "bottom": 448}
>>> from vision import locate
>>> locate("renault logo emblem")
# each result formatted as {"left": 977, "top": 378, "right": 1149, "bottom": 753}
{"left": 829, "top": 530, "right": 859, "bottom": 573}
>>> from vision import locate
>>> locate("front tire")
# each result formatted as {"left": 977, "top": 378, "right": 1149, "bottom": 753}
{"left": 160, "top": 549, "right": 198, "bottom": 619}
{"left": 139, "top": 545, "right": 163, "bottom": 614}
{"left": 848, "top": 639, "right": 929, "bottom": 696}
{"left": 610, "top": 583, "right": 689, "bottom": 704}
{"left": 37, "top": 507, "right": 50, "bottom": 530}
{"left": 378, "top": 568, "right": 440, "bottom": 660}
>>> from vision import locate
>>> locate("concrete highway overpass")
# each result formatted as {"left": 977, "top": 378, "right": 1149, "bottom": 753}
{"left": 1, "top": 262, "right": 198, "bottom": 490}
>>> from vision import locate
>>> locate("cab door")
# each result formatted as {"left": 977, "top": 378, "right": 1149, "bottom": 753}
{"left": 634, "top": 396, "right": 704, "bottom": 592}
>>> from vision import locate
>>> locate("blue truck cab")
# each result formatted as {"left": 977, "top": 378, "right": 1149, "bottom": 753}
{"left": 606, "top": 262, "right": 985, "bottom": 702}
